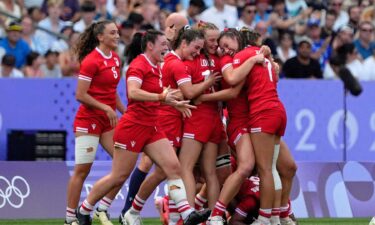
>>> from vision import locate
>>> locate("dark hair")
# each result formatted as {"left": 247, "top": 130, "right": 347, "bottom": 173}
{"left": 218, "top": 28, "right": 245, "bottom": 50}
{"left": 337, "top": 43, "right": 356, "bottom": 62}
{"left": 278, "top": 30, "right": 294, "bottom": 42}
{"left": 26, "top": 51, "right": 40, "bottom": 66}
{"left": 173, "top": 26, "right": 204, "bottom": 50}
{"left": 1, "top": 54, "right": 16, "bottom": 66}
{"left": 190, "top": 0, "right": 206, "bottom": 9}
{"left": 128, "top": 12, "right": 144, "bottom": 25}
{"left": 326, "top": 9, "right": 338, "bottom": 18}
{"left": 126, "top": 30, "right": 164, "bottom": 64}
{"left": 240, "top": 27, "right": 261, "bottom": 47}
{"left": 80, "top": 0, "right": 96, "bottom": 12}
{"left": 75, "top": 20, "right": 114, "bottom": 63}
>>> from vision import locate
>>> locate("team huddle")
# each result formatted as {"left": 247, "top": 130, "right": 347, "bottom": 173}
{"left": 64, "top": 12, "right": 297, "bottom": 225}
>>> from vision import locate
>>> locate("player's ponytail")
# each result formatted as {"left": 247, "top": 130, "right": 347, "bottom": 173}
{"left": 239, "top": 27, "right": 261, "bottom": 47}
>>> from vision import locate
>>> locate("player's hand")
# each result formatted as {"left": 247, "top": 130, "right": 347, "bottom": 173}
{"left": 207, "top": 71, "right": 222, "bottom": 86}
{"left": 173, "top": 100, "right": 197, "bottom": 118}
{"left": 253, "top": 54, "right": 265, "bottom": 64}
{"left": 260, "top": 45, "right": 271, "bottom": 57}
{"left": 104, "top": 106, "right": 118, "bottom": 128}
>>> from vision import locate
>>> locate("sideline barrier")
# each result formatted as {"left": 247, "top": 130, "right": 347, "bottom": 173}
{"left": 0, "top": 79, "right": 374, "bottom": 161}
{"left": 0, "top": 161, "right": 374, "bottom": 218}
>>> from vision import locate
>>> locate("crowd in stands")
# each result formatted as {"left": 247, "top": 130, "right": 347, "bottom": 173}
{"left": 0, "top": 0, "right": 374, "bottom": 80}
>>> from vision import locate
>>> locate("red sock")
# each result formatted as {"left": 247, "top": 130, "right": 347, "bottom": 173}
{"left": 211, "top": 201, "right": 226, "bottom": 217}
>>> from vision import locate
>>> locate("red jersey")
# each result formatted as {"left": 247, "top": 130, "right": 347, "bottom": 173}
{"left": 77, "top": 47, "right": 121, "bottom": 116}
{"left": 184, "top": 53, "right": 221, "bottom": 114}
{"left": 124, "top": 54, "right": 163, "bottom": 126}
{"left": 232, "top": 46, "right": 281, "bottom": 116}
{"left": 159, "top": 51, "right": 191, "bottom": 117}
{"left": 237, "top": 176, "right": 260, "bottom": 199}
{"left": 220, "top": 55, "right": 248, "bottom": 121}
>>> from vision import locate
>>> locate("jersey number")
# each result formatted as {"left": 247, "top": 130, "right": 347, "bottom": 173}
{"left": 112, "top": 67, "right": 118, "bottom": 79}
{"left": 264, "top": 59, "right": 273, "bottom": 82}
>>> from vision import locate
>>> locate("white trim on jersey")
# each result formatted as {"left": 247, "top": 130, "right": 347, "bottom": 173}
{"left": 141, "top": 54, "right": 157, "bottom": 68}
{"left": 183, "top": 133, "right": 195, "bottom": 139}
{"left": 78, "top": 75, "right": 92, "bottom": 82}
{"left": 95, "top": 47, "right": 112, "bottom": 59}
{"left": 221, "top": 63, "right": 232, "bottom": 73}
{"left": 170, "top": 50, "right": 181, "bottom": 60}
{"left": 177, "top": 78, "right": 192, "bottom": 86}
{"left": 128, "top": 76, "right": 143, "bottom": 85}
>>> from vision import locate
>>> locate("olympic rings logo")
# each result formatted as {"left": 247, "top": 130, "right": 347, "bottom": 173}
{"left": 0, "top": 176, "right": 30, "bottom": 208}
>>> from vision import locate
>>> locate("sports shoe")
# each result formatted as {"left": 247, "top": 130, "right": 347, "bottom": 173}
{"left": 94, "top": 208, "right": 114, "bottom": 225}
{"left": 369, "top": 216, "right": 375, "bottom": 225}
{"left": 270, "top": 216, "right": 280, "bottom": 225}
{"left": 250, "top": 219, "right": 271, "bottom": 225}
{"left": 64, "top": 219, "right": 79, "bottom": 225}
{"left": 280, "top": 217, "right": 295, "bottom": 225}
{"left": 122, "top": 210, "right": 142, "bottom": 225}
{"left": 76, "top": 208, "right": 92, "bottom": 225}
{"left": 207, "top": 216, "right": 224, "bottom": 225}
{"left": 183, "top": 209, "right": 211, "bottom": 225}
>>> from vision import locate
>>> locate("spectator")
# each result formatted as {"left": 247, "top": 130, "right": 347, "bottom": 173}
{"left": 306, "top": 18, "right": 332, "bottom": 69}
{"left": 27, "top": 6, "right": 45, "bottom": 23}
{"left": 51, "top": 23, "right": 73, "bottom": 52}
{"left": 127, "top": 12, "right": 144, "bottom": 31}
{"left": 320, "top": 9, "right": 337, "bottom": 39}
{"left": 179, "top": 0, "right": 206, "bottom": 26}
{"left": 73, "top": 0, "right": 96, "bottom": 33}
{"left": 34, "top": 0, "right": 67, "bottom": 55}
{"left": 199, "top": 0, "right": 238, "bottom": 30}
{"left": 269, "top": 0, "right": 311, "bottom": 34}
{"left": 238, "top": 2, "right": 256, "bottom": 29}
{"left": 59, "top": 31, "right": 80, "bottom": 76}
{"left": 283, "top": 37, "right": 323, "bottom": 79}
{"left": 158, "top": 9, "right": 171, "bottom": 31}
{"left": 23, "top": 51, "right": 45, "bottom": 77}
{"left": 255, "top": 21, "right": 277, "bottom": 55}
{"left": 141, "top": 3, "right": 160, "bottom": 30}
{"left": 354, "top": 21, "right": 375, "bottom": 60}
{"left": 323, "top": 43, "right": 365, "bottom": 80}
{"left": 118, "top": 20, "right": 135, "bottom": 63}
{"left": 21, "top": 16, "right": 38, "bottom": 51}
{"left": 42, "top": 0, "right": 79, "bottom": 21}
{"left": 112, "top": 0, "right": 129, "bottom": 24}
{"left": 285, "top": 0, "right": 307, "bottom": 18}
{"left": 347, "top": 5, "right": 362, "bottom": 31}
{"left": 276, "top": 31, "right": 296, "bottom": 63}
{"left": 363, "top": 49, "right": 375, "bottom": 80}
{"left": 0, "top": 54, "right": 24, "bottom": 78}
{"left": 331, "top": 25, "right": 354, "bottom": 52}
{"left": 40, "top": 49, "right": 62, "bottom": 78}
{"left": 360, "top": 5, "right": 375, "bottom": 27}
{"left": 0, "top": 21, "right": 31, "bottom": 68}
{"left": 254, "top": 0, "right": 271, "bottom": 27}
{"left": 94, "top": 0, "right": 112, "bottom": 21}
{"left": 158, "top": 0, "right": 179, "bottom": 12}
{"left": 0, "top": 0, "right": 22, "bottom": 26}
{"left": 328, "top": 0, "right": 349, "bottom": 31}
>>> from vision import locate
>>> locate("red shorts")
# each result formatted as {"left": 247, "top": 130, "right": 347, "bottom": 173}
{"left": 74, "top": 114, "right": 113, "bottom": 135}
{"left": 113, "top": 119, "right": 166, "bottom": 153}
{"left": 227, "top": 118, "right": 249, "bottom": 150}
{"left": 248, "top": 107, "right": 287, "bottom": 136}
{"left": 157, "top": 115, "right": 183, "bottom": 148}
{"left": 183, "top": 112, "right": 224, "bottom": 144}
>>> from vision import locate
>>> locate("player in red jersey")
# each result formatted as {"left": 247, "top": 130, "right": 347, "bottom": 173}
{"left": 123, "top": 28, "right": 217, "bottom": 225}
{"left": 177, "top": 23, "right": 224, "bottom": 211}
{"left": 75, "top": 30, "right": 209, "bottom": 225}
{"left": 119, "top": 13, "right": 190, "bottom": 221}
{"left": 64, "top": 20, "right": 126, "bottom": 225}
{"left": 225, "top": 29, "right": 286, "bottom": 225}
{"left": 191, "top": 28, "right": 265, "bottom": 225}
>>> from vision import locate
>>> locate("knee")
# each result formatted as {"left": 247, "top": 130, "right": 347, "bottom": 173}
{"left": 165, "top": 161, "right": 181, "bottom": 177}
{"left": 279, "top": 161, "right": 297, "bottom": 179}
{"left": 112, "top": 172, "right": 130, "bottom": 187}
{"left": 236, "top": 163, "right": 254, "bottom": 179}
{"left": 73, "top": 169, "right": 90, "bottom": 180}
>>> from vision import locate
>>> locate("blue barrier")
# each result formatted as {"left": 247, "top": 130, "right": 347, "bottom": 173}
{"left": 0, "top": 78, "right": 374, "bottom": 162}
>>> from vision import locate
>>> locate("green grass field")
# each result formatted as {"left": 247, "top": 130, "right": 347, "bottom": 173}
{"left": 0, "top": 218, "right": 371, "bottom": 225}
